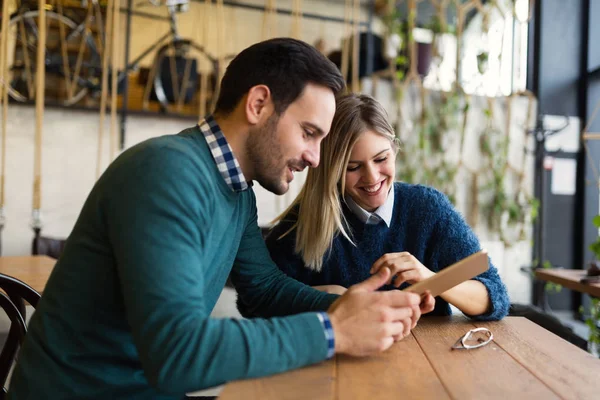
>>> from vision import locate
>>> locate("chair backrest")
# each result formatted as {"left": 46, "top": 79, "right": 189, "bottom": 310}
{"left": 0, "top": 274, "right": 41, "bottom": 399}
{"left": 0, "top": 292, "right": 27, "bottom": 399}
{"left": 31, "top": 235, "right": 67, "bottom": 260}
{"left": 0, "top": 274, "right": 41, "bottom": 310}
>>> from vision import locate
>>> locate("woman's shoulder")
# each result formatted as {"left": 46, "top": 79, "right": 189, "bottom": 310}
{"left": 393, "top": 182, "right": 452, "bottom": 208}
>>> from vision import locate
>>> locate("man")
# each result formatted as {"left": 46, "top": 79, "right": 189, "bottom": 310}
{"left": 9, "top": 38, "right": 431, "bottom": 399}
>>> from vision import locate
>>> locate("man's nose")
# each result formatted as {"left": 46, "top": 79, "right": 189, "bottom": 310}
{"left": 304, "top": 143, "right": 320, "bottom": 168}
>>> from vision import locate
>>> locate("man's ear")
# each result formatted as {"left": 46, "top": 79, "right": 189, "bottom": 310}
{"left": 245, "top": 85, "right": 273, "bottom": 125}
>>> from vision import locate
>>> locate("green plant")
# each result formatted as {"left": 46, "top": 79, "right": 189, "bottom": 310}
{"left": 477, "top": 52, "right": 489, "bottom": 74}
{"left": 397, "top": 90, "right": 462, "bottom": 205}
{"left": 476, "top": 105, "right": 536, "bottom": 246}
{"left": 579, "top": 298, "right": 600, "bottom": 357}
{"left": 589, "top": 215, "right": 600, "bottom": 259}
{"left": 541, "top": 260, "right": 562, "bottom": 293}
{"left": 426, "top": 14, "right": 456, "bottom": 35}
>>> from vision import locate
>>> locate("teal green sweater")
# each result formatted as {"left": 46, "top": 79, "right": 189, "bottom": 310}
{"left": 9, "top": 127, "right": 338, "bottom": 399}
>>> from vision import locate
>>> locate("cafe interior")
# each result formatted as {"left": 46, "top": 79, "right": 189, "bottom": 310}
{"left": 0, "top": 0, "right": 599, "bottom": 398}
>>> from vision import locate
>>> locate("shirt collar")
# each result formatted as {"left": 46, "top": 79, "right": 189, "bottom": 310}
{"left": 345, "top": 185, "right": 395, "bottom": 227}
{"left": 198, "top": 115, "right": 249, "bottom": 192}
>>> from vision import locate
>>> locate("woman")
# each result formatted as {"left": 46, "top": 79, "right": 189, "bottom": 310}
{"left": 266, "top": 93, "right": 510, "bottom": 321}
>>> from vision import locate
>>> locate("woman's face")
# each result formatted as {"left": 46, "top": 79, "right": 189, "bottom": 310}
{"left": 344, "top": 130, "right": 396, "bottom": 212}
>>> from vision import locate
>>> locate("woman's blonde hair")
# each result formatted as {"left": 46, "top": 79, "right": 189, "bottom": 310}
{"left": 273, "top": 93, "right": 399, "bottom": 271}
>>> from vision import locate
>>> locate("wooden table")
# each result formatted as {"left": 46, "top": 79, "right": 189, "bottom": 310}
{"left": 0, "top": 255, "right": 56, "bottom": 293}
{"left": 220, "top": 316, "right": 600, "bottom": 399}
{"left": 535, "top": 268, "right": 600, "bottom": 298}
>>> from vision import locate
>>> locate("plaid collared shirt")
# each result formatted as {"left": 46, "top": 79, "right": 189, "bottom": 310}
{"left": 198, "top": 115, "right": 249, "bottom": 192}
{"left": 198, "top": 114, "right": 336, "bottom": 359}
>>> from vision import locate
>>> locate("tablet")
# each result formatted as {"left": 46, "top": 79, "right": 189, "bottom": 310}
{"left": 403, "top": 250, "right": 489, "bottom": 297}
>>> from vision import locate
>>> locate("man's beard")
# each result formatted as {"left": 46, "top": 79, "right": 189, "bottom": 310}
{"left": 246, "top": 114, "right": 289, "bottom": 195}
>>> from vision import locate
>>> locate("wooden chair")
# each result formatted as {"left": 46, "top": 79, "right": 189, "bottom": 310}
{"left": 0, "top": 292, "right": 27, "bottom": 399}
{"left": 0, "top": 274, "right": 42, "bottom": 398}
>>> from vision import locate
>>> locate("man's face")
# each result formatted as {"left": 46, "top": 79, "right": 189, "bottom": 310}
{"left": 246, "top": 83, "right": 336, "bottom": 195}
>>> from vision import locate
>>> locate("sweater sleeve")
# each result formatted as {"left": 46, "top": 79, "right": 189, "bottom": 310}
{"left": 425, "top": 187, "right": 510, "bottom": 321}
{"left": 231, "top": 196, "right": 339, "bottom": 318}
{"left": 106, "top": 148, "right": 336, "bottom": 395}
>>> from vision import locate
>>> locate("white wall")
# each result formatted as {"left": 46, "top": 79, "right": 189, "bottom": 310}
{"left": 0, "top": 0, "right": 533, "bottom": 304}
{"left": 1, "top": 104, "right": 304, "bottom": 256}
{"left": 0, "top": 97, "right": 533, "bottom": 304}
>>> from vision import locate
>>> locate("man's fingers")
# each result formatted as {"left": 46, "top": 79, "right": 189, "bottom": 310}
{"left": 380, "top": 336, "right": 395, "bottom": 352}
{"left": 411, "top": 304, "right": 421, "bottom": 329}
{"left": 402, "top": 318, "right": 412, "bottom": 337}
{"left": 382, "top": 290, "right": 421, "bottom": 307}
{"left": 384, "top": 321, "right": 408, "bottom": 339}
{"left": 381, "top": 305, "right": 414, "bottom": 322}
{"left": 354, "top": 267, "right": 391, "bottom": 292}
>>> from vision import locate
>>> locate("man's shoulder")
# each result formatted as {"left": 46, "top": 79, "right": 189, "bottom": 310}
{"left": 109, "top": 127, "right": 216, "bottom": 180}
{"left": 130, "top": 126, "right": 210, "bottom": 163}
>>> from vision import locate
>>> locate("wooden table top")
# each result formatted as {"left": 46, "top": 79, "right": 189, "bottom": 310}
{"left": 0, "top": 255, "right": 56, "bottom": 293}
{"left": 535, "top": 268, "right": 600, "bottom": 298}
{"left": 220, "top": 316, "right": 600, "bottom": 399}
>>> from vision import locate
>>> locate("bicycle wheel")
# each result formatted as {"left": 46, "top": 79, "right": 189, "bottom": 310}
{"left": 6, "top": 10, "right": 101, "bottom": 106}
{"left": 151, "top": 39, "right": 219, "bottom": 111}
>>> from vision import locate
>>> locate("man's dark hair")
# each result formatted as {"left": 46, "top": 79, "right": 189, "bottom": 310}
{"left": 214, "top": 38, "right": 346, "bottom": 116}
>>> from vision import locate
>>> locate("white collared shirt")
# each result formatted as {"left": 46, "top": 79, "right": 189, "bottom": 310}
{"left": 345, "top": 185, "right": 395, "bottom": 227}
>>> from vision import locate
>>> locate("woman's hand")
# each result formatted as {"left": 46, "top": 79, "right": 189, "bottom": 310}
{"left": 370, "top": 252, "right": 435, "bottom": 287}
{"left": 312, "top": 285, "right": 348, "bottom": 295}
{"left": 419, "top": 291, "right": 436, "bottom": 315}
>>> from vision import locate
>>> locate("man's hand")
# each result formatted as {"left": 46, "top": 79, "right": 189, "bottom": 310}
{"left": 327, "top": 267, "right": 421, "bottom": 357}
{"left": 370, "top": 252, "right": 435, "bottom": 287}
{"left": 312, "top": 285, "right": 348, "bottom": 295}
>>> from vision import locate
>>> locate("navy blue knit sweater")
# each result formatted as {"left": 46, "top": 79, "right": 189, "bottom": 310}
{"left": 266, "top": 182, "right": 510, "bottom": 321}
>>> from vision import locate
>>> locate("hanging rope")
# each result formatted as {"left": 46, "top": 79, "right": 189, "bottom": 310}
{"left": 210, "top": 0, "right": 225, "bottom": 111}
{"left": 198, "top": 0, "right": 210, "bottom": 121}
{"left": 313, "top": 19, "right": 327, "bottom": 54}
{"left": 350, "top": 0, "right": 360, "bottom": 93}
{"left": 97, "top": 0, "right": 115, "bottom": 179}
{"left": 64, "top": 0, "right": 95, "bottom": 102}
{"left": 227, "top": 5, "right": 237, "bottom": 58}
{"left": 453, "top": 0, "right": 475, "bottom": 91}
{"left": 290, "top": 0, "right": 302, "bottom": 39}
{"left": 0, "top": 0, "right": 11, "bottom": 254}
{"left": 261, "top": 0, "right": 277, "bottom": 41}
{"left": 32, "top": 0, "right": 47, "bottom": 238}
{"left": 340, "top": 0, "right": 352, "bottom": 87}
{"left": 110, "top": 0, "right": 121, "bottom": 159}
{"left": 15, "top": 10, "right": 34, "bottom": 99}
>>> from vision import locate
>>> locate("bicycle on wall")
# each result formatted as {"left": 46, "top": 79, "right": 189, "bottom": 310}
{"left": 2, "top": 0, "right": 224, "bottom": 110}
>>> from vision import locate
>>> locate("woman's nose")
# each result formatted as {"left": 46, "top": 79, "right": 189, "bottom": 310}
{"left": 361, "top": 163, "right": 379, "bottom": 183}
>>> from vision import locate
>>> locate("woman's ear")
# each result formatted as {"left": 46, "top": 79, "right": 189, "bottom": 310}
{"left": 245, "top": 85, "right": 273, "bottom": 125}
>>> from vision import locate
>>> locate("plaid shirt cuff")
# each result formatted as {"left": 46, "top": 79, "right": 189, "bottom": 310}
{"left": 316, "top": 312, "right": 335, "bottom": 359}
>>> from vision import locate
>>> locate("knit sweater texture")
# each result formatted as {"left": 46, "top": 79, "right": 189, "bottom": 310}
{"left": 266, "top": 182, "right": 510, "bottom": 321}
